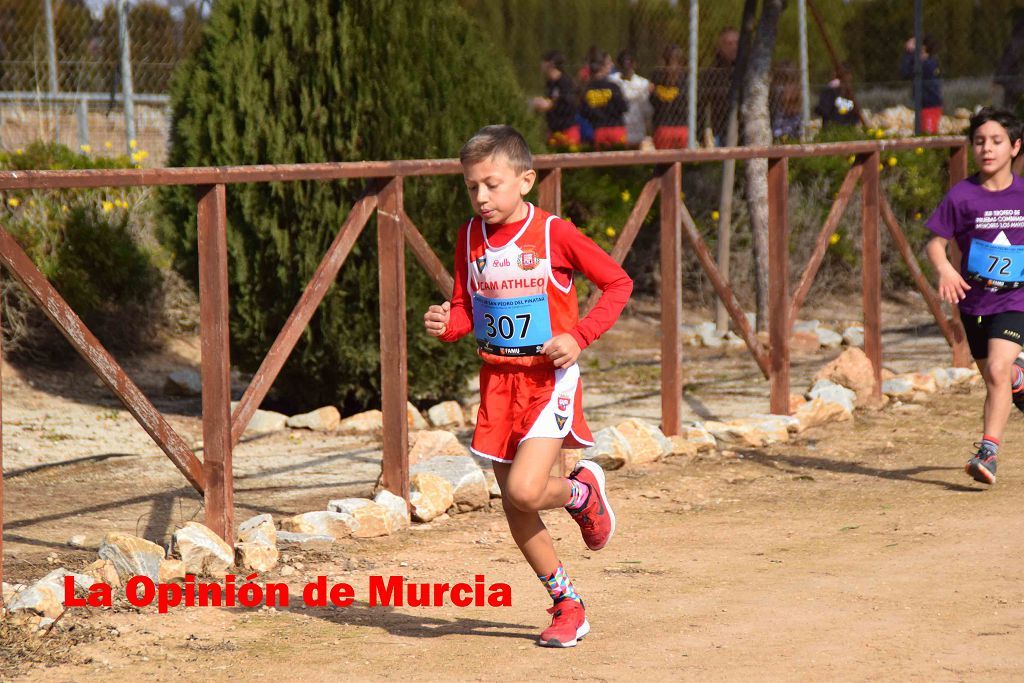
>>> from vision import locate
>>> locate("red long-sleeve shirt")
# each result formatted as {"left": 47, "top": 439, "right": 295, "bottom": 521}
{"left": 439, "top": 212, "right": 632, "bottom": 350}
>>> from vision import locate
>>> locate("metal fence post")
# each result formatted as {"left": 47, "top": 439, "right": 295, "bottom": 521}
{"left": 768, "top": 157, "right": 790, "bottom": 414}
{"left": 197, "top": 184, "right": 233, "bottom": 543}
{"left": 378, "top": 177, "right": 410, "bottom": 503}
{"left": 76, "top": 97, "right": 90, "bottom": 150}
{"left": 116, "top": 0, "right": 137, "bottom": 154}
{"left": 687, "top": 0, "right": 698, "bottom": 150}
{"left": 660, "top": 162, "right": 683, "bottom": 435}
{"left": 43, "top": 0, "right": 60, "bottom": 143}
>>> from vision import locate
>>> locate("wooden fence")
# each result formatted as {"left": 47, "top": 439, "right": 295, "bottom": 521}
{"left": 0, "top": 137, "right": 971, "bottom": 593}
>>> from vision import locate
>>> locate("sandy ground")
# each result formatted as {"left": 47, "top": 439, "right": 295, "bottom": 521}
{"left": 4, "top": 299, "right": 1023, "bottom": 680}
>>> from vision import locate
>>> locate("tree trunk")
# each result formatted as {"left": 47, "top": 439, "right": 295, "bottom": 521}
{"left": 741, "top": 0, "right": 786, "bottom": 332}
{"left": 714, "top": 0, "right": 758, "bottom": 333}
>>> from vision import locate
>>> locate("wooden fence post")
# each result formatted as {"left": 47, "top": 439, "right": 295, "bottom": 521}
{"left": 0, "top": 299, "right": 4, "bottom": 602}
{"left": 660, "top": 163, "right": 683, "bottom": 435}
{"left": 768, "top": 157, "right": 791, "bottom": 414}
{"left": 197, "top": 183, "right": 234, "bottom": 544}
{"left": 859, "top": 152, "right": 883, "bottom": 401}
{"left": 378, "top": 177, "right": 410, "bottom": 502}
{"left": 537, "top": 168, "right": 562, "bottom": 216}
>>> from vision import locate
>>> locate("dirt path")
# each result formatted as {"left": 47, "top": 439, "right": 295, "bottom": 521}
{"left": 8, "top": 388, "right": 1024, "bottom": 681}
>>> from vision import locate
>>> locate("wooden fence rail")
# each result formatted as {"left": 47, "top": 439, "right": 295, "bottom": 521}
{"left": 0, "top": 136, "right": 971, "bottom": 595}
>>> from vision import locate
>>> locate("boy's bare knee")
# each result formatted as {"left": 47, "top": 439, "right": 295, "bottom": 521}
{"left": 986, "top": 360, "right": 1011, "bottom": 383}
{"left": 504, "top": 485, "right": 544, "bottom": 512}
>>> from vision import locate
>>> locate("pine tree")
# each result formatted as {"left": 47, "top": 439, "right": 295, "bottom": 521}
{"left": 160, "top": 0, "right": 540, "bottom": 412}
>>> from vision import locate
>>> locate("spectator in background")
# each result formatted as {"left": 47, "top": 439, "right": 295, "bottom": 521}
{"left": 698, "top": 27, "right": 739, "bottom": 145}
{"left": 581, "top": 55, "right": 627, "bottom": 149}
{"left": 816, "top": 64, "right": 860, "bottom": 129}
{"left": 900, "top": 35, "right": 943, "bottom": 134}
{"left": 770, "top": 60, "right": 803, "bottom": 140}
{"left": 577, "top": 45, "right": 602, "bottom": 85}
{"left": 609, "top": 50, "right": 653, "bottom": 147}
{"left": 994, "top": 9, "right": 1024, "bottom": 115}
{"left": 531, "top": 50, "right": 580, "bottom": 150}
{"left": 649, "top": 44, "right": 689, "bottom": 149}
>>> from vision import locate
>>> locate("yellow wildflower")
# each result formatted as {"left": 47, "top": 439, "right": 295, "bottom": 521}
{"left": 878, "top": 163, "right": 884, "bottom": 171}
{"left": 848, "top": 155, "right": 856, "bottom": 165}
{"left": 131, "top": 150, "right": 149, "bottom": 163}
{"left": 14, "top": 149, "right": 22, "bottom": 155}
{"left": 61, "top": 204, "right": 68, "bottom": 213}
{"left": 605, "top": 226, "right": 617, "bottom": 238}
{"left": 104, "top": 141, "right": 113, "bottom": 150}
{"left": 829, "top": 233, "right": 841, "bottom": 246}
{"left": 866, "top": 128, "right": 876, "bottom": 136}
{"left": 620, "top": 190, "right": 631, "bottom": 203}
{"left": 914, "top": 212, "right": 923, "bottom": 221}
{"left": 874, "top": 129, "right": 885, "bottom": 139}
{"left": 711, "top": 210, "right": 720, "bottom": 221}
{"left": 79, "top": 144, "right": 91, "bottom": 153}
{"left": 915, "top": 146, "right": 924, "bottom": 155}
{"left": 129, "top": 139, "right": 138, "bottom": 149}
{"left": 887, "top": 156, "right": 898, "bottom": 167}
{"left": 7, "top": 197, "right": 20, "bottom": 207}
{"left": 101, "top": 200, "right": 114, "bottom": 213}
{"left": 28, "top": 199, "right": 35, "bottom": 207}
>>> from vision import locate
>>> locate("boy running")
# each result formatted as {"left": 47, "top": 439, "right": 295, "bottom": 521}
{"left": 424, "top": 125, "right": 632, "bottom": 646}
{"left": 925, "top": 107, "right": 1024, "bottom": 485}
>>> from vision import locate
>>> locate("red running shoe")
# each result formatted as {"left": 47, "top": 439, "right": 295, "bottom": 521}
{"left": 568, "top": 460, "right": 616, "bottom": 550}
{"left": 538, "top": 600, "right": 589, "bottom": 648}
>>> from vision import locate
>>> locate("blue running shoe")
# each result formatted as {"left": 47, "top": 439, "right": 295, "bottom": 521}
{"left": 965, "top": 443, "right": 997, "bottom": 485}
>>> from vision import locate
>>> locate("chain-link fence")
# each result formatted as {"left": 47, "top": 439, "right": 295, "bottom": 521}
{"left": 0, "top": 0, "right": 207, "bottom": 162}
{"left": 4, "top": 1, "right": 1024, "bottom": 163}
{"left": 466, "top": 0, "right": 1024, "bottom": 148}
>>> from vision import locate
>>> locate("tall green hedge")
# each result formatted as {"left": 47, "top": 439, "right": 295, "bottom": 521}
{"left": 160, "top": 0, "right": 540, "bottom": 412}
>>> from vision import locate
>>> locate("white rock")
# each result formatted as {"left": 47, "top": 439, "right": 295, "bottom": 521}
{"left": 374, "top": 490, "right": 411, "bottom": 531}
{"left": 234, "top": 543, "right": 279, "bottom": 572}
{"left": 286, "top": 406, "right": 340, "bottom": 431}
{"left": 98, "top": 533, "right": 165, "bottom": 582}
{"left": 806, "top": 379, "right": 857, "bottom": 413}
{"left": 279, "top": 511, "right": 355, "bottom": 539}
{"left": 238, "top": 514, "right": 276, "bottom": 548}
{"left": 427, "top": 401, "right": 466, "bottom": 429}
{"left": 703, "top": 417, "right": 790, "bottom": 447}
{"left": 615, "top": 418, "right": 672, "bottom": 465}
{"left": 173, "top": 522, "right": 235, "bottom": 578}
{"left": 678, "top": 424, "right": 717, "bottom": 452}
{"left": 748, "top": 413, "right": 801, "bottom": 434}
{"left": 275, "top": 531, "right": 335, "bottom": 550}
{"left": 723, "top": 331, "right": 747, "bottom": 350}
{"left": 842, "top": 325, "right": 865, "bottom": 347}
{"left": 794, "top": 397, "right": 853, "bottom": 431}
{"left": 164, "top": 369, "right": 202, "bottom": 396}
{"left": 338, "top": 410, "right": 383, "bottom": 434}
{"left": 407, "top": 402, "right": 429, "bottom": 431}
{"left": 410, "top": 455, "right": 488, "bottom": 512}
{"left": 793, "top": 319, "right": 821, "bottom": 334}
{"left": 581, "top": 426, "right": 631, "bottom": 470}
{"left": 926, "top": 366, "right": 979, "bottom": 389}
{"left": 409, "top": 472, "right": 455, "bottom": 522}
{"left": 815, "top": 328, "right": 843, "bottom": 349}
{"left": 408, "top": 430, "right": 469, "bottom": 464}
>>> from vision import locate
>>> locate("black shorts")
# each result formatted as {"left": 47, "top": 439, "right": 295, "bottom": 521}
{"left": 961, "top": 311, "right": 1024, "bottom": 359}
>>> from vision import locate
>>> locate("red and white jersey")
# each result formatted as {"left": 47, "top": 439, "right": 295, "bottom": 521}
{"left": 466, "top": 203, "right": 578, "bottom": 366}
{"left": 439, "top": 202, "right": 633, "bottom": 366}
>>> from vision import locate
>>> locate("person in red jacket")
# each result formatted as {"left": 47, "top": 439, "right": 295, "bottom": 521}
{"left": 424, "top": 125, "right": 632, "bottom": 647}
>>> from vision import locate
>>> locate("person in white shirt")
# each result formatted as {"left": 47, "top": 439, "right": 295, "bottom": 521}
{"left": 609, "top": 50, "right": 653, "bottom": 148}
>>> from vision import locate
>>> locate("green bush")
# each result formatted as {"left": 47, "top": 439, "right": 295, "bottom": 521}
{"left": 160, "top": 0, "right": 542, "bottom": 413}
{"left": 0, "top": 142, "right": 164, "bottom": 360}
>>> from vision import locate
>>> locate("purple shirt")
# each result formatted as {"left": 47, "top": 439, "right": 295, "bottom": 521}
{"left": 926, "top": 174, "right": 1024, "bottom": 315}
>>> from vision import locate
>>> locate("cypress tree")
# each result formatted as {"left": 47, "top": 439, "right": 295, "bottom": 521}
{"left": 160, "top": 0, "right": 540, "bottom": 412}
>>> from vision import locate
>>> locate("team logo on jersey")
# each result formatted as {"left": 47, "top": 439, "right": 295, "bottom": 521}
{"left": 558, "top": 396, "right": 570, "bottom": 412}
{"left": 554, "top": 414, "right": 568, "bottom": 430}
{"left": 475, "top": 255, "right": 486, "bottom": 273}
{"left": 518, "top": 248, "right": 539, "bottom": 271}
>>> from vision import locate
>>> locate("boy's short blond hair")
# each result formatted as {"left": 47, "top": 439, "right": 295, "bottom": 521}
{"left": 459, "top": 125, "right": 533, "bottom": 175}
